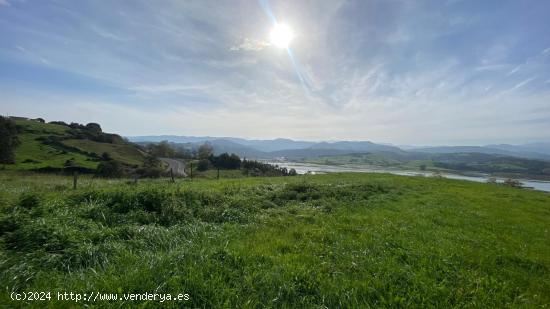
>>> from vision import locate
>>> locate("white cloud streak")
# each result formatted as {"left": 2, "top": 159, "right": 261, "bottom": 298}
{"left": 230, "top": 38, "right": 270, "bottom": 51}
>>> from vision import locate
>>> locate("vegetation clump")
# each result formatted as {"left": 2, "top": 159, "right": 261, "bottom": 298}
{"left": 0, "top": 116, "right": 21, "bottom": 164}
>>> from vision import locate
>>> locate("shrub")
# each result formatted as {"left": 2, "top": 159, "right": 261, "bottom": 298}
{"left": 137, "top": 155, "right": 165, "bottom": 178}
{"left": 96, "top": 160, "right": 125, "bottom": 178}
{"left": 197, "top": 159, "right": 211, "bottom": 171}
{"left": 0, "top": 116, "right": 21, "bottom": 164}
{"left": 211, "top": 153, "right": 241, "bottom": 169}
{"left": 503, "top": 178, "right": 523, "bottom": 188}
{"left": 18, "top": 193, "right": 41, "bottom": 209}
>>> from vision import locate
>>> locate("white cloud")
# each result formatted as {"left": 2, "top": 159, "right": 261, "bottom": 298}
{"left": 511, "top": 77, "right": 536, "bottom": 91}
{"left": 230, "top": 38, "right": 270, "bottom": 51}
{"left": 506, "top": 65, "right": 520, "bottom": 76}
{"left": 16, "top": 45, "right": 50, "bottom": 65}
{"left": 2, "top": 0, "right": 550, "bottom": 145}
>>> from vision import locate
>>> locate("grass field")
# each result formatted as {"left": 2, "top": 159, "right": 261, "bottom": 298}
{"left": 1, "top": 172, "right": 549, "bottom": 307}
{"left": 7, "top": 133, "right": 98, "bottom": 171}
{"left": 6, "top": 119, "right": 145, "bottom": 171}
{"left": 62, "top": 139, "right": 145, "bottom": 166}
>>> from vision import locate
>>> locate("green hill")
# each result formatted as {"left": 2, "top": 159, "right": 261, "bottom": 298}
{"left": 5, "top": 118, "right": 145, "bottom": 172}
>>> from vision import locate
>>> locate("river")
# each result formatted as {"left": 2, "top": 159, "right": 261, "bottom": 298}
{"left": 267, "top": 161, "right": 550, "bottom": 193}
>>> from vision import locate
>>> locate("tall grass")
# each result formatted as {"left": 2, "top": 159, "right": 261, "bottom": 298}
{"left": 1, "top": 172, "right": 549, "bottom": 307}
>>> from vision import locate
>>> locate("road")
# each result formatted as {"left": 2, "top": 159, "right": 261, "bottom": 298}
{"left": 159, "top": 158, "right": 187, "bottom": 177}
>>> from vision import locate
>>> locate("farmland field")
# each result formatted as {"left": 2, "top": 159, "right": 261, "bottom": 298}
{"left": 1, "top": 172, "right": 549, "bottom": 308}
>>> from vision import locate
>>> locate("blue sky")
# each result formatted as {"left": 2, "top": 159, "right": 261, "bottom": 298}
{"left": 1, "top": 0, "right": 550, "bottom": 145}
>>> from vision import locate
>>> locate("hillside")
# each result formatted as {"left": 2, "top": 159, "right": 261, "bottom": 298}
{"left": 132, "top": 137, "right": 408, "bottom": 159}
{"left": 412, "top": 146, "right": 550, "bottom": 160}
{"left": 1, "top": 173, "right": 549, "bottom": 307}
{"left": 5, "top": 118, "right": 145, "bottom": 172}
{"left": 128, "top": 135, "right": 316, "bottom": 152}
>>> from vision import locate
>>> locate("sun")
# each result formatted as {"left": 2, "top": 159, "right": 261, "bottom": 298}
{"left": 270, "top": 23, "right": 294, "bottom": 48}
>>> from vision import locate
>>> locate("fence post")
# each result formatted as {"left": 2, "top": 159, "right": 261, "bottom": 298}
{"left": 73, "top": 171, "right": 78, "bottom": 190}
{"left": 217, "top": 168, "right": 220, "bottom": 180}
{"left": 190, "top": 162, "right": 193, "bottom": 180}
{"left": 170, "top": 168, "right": 175, "bottom": 182}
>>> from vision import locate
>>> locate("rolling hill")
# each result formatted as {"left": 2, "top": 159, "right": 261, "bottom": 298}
{"left": 5, "top": 118, "right": 146, "bottom": 172}
{"left": 129, "top": 136, "right": 407, "bottom": 159}
{"left": 130, "top": 135, "right": 550, "bottom": 161}
{"left": 412, "top": 145, "right": 550, "bottom": 160}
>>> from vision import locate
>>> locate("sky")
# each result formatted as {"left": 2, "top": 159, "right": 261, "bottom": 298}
{"left": 1, "top": 0, "right": 550, "bottom": 145}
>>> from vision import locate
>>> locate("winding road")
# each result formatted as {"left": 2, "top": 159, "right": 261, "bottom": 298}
{"left": 159, "top": 158, "right": 187, "bottom": 177}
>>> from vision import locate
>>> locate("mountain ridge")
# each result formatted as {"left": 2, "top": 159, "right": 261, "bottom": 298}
{"left": 127, "top": 135, "right": 550, "bottom": 160}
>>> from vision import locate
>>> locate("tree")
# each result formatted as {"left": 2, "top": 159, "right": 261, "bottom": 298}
{"left": 149, "top": 141, "right": 176, "bottom": 158}
{"left": 63, "top": 158, "right": 76, "bottom": 168}
{"left": 137, "top": 155, "right": 165, "bottom": 178}
{"left": 101, "top": 152, "right": 113, "bottom": 161}
{"left": 198, "top": 143, "right": 213, "bottom": 159}
{"left": 197, "top": 159, "right": 210, "bottom": 171}
{"left": 143, "top": 155, "right": 162, "bottom": 169}
{"left": 0, "top": 116, "right": 21, "bottom": 164}
{"left": 85, "top": 123, "right": 102, "bottom": 133}
{"left": 96, "top": 160, "right": 124, "bottom": 177}
{"left": 211, "top": 152, "right": 241, "bottom": 169}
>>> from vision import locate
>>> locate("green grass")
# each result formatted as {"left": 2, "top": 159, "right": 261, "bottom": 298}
{"left": 8, "top": 133, "right": 98, "bottom": 170}
{"left": 62, "top": 139, "right": 145, "bottom": 166}
{"left": 7, "top": 120, "right": 97, "bottom": 170}
{"left": 14, "top": 119, "right": 69, "bottom": 135}
{"left": 1, "top": 172, "right": 549, "bottom": 308}
{"left": 7, "top": 119, "right": 145, "bottom": 171}
{"left": 192, "top": 169, "right": 246, "bottom": 179}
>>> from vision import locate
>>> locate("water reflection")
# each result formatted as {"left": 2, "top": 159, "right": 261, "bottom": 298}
{"left": 267, "top": 162, "right": 550, "bottom": 193}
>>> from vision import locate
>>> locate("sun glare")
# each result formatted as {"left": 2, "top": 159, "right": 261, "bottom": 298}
{"left": 270, "top": 23, "right": 293, "bottom": 48}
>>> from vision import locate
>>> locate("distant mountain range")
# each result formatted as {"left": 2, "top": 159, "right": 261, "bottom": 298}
{"left": 412, "top": 144, "right": 550, "bottom": 160}
{"left": 127, "top": 136, "right": 550, "bottom": 161}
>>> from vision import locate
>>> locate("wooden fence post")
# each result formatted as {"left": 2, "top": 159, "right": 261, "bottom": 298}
{"left": 170, "top": 168, "right": 175, "bottom": 182}
{"left": 73, "top": 171, "right": 78, "bottom": 190}
{"left": 190, "top": 162, "right": 193, "bottom": 180}
{"left": 217, "top": 168, "right": 220, "bottom": 180}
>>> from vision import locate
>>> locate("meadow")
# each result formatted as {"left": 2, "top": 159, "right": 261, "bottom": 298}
{"left": 0, "top": 172, "right": 549, "bottom": 308}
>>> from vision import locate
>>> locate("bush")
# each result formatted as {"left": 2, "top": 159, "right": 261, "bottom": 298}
{"left": 503, "top": 178, "right": 523, "bottom": 188}
{"left": 18, "top": 193, "right": 41, "bottom": 209}
{"left": 242, "top": 159, "right": 296, "bottom": 176}
{"left": 85, "top": 122, "right": 102, "bottom": 133}
{"left": 211, "top": 153, "right": 241, "bottom": 169}
{"left": 137, "top": 155, "right": 165, "bottom": 178}
{"left": 49, "top": 121, "right": 68, "bottom": 126}
{"left": 0, "top": 116, "right": 21, "bottom": 164}
{"left": 197, "top": 159, "right": 210, "bottom": 171}
{"left": 96, "top": 160, "right": 124, "bottom": 178}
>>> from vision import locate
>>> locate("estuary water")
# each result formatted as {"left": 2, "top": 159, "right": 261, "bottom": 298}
{"left": 267, "top": 161, "right": 550, "bottom": 193}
